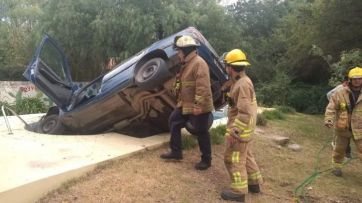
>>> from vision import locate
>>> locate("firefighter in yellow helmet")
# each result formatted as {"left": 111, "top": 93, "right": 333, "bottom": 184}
{"left": 325, "top": 66, "right": 362, "bottom": 177}
{"left": 160, "top": 35, "right": 214, "bottom": 170}
{"left": 220, "top": 49, "right": 263, "bottom": 202}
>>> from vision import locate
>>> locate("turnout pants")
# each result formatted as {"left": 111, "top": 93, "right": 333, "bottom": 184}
{"left": 333, "top": 130, "right": 362, "bottom": 168}
{"left": 169, "top": 108, "right": 212, "bottom": 161}
{"left": 224, "top": 141, "right": 263, "bottom": 194}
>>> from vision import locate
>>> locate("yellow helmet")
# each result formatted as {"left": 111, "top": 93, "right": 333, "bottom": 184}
{"left": 224, "top": 49, "right": 250, "bottom": 67}
{"left": 174, "top": 35, "right": 200, "bottom": 48}
{"left": 348, "top": 67, "right": 362, "bottom": 79}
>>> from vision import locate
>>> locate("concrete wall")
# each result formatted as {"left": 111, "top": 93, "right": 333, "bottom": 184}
{"left": 0, "top": 81, "right": 49, "bottom": 105}
{"left": 0, "top": 81, "right": 96, "bottom": 105}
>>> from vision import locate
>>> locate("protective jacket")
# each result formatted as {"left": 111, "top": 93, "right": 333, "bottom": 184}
{"left": 325, "top": 86, "right": 362, "bottom": 140}
{"left": 176, "top": 51, "right": 214, "bottom": 114}
{"left": 225, "top": 72, "right": 257, "bottom": 142}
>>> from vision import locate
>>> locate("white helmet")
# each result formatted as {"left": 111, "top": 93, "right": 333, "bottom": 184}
{"left": 174, "top": 35, "right": 200, "bottom": 48}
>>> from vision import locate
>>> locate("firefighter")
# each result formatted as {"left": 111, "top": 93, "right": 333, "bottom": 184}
{"left": 326, "top": 74, "right": 352, "bottom": 159}
{"left": 325, "top": 66, "right": 362, "bottom": 177}
{"left": 221, "top": 49, "right": 263, "bottom": 202}
{"left": 160, "top": 35, "right": 214, "bottom": 170}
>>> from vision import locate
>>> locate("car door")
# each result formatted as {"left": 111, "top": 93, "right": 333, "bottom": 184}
{"left": 23, "top": 35, "right": 74, "bottom": 110}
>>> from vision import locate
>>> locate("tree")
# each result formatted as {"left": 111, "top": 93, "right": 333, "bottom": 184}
{"left": 0, "top": 0, "right": 43, "bottom": 80}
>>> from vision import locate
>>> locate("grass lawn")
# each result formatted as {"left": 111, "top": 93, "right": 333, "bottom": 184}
{"left": 38, "top": 113, "right": 362, "bottom": 203}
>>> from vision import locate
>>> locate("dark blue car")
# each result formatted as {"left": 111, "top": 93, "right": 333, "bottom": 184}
{"left": 24, "top": 27, "right": 228, "bottom": 135}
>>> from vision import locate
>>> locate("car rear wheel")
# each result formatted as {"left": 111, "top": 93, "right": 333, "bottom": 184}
{"left": 38, "top": 114, "right": 65, "bottom": 134}
{"left": 135, "top": 58, "right": 170, "bottom": 90}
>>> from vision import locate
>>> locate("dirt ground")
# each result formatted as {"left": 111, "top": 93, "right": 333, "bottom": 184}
{"left": 38, "top": 114, "right": 362, "bottom": 203}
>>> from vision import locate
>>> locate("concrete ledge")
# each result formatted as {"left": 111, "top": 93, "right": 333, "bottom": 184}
{"left": 0, "top": 114, "right": 227, "bottom": 203}
{"left": 0, "top": 114, "right": 169, "bottom": 203}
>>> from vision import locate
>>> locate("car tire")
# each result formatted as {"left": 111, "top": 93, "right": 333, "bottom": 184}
{"left": 38, "top": 114, "right": 65, "bottom": 134}
{"left": 185, "top": 113, "right": 214, "bottom": 135}
{"left": 135, "top": 58, "right": 170, "bottom": 90}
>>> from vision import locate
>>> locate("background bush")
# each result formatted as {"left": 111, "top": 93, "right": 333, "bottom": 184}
{"left": 286, "top": 84, "right": 329, "bottom": 114}
{"left": 276, "top": 106, "right": 296, "bottom": 114}
{"left": 262, "top": 109, "right": 285, "bottom": 120}
{"left": 181, "top": 134, "right": 198, "bottom": 150}
{"left": 210, "top": 125, "right": 226, "bottom": 145}
{"left": 0, "top": 97, "right": 48, "bottom": 116}
{"left": 14, "top": 97, "right": 48, "bottom": 114}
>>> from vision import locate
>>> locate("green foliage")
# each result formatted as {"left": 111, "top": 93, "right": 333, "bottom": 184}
{"left": 0, "top": 97, "right": 47, "bottom": 116}
{"left": 13, "top": 97, "right": 48, "bottom": 114}
{"left": 0, "top": 0, "right": 43, "bottom": 80}
{"left": 286, "top": 84, "right": 329, "bottom": 114}
{"left": 312, "top": 0, "right": 362, "bottom": 58}
{"left": 210, "top": 124, "right": 226, "bottom": 145}
{"left": 276, "top": 106, "right": 296, "bottom": 114}
{"left": 329, "top": 49, "right": 362, "bottom": 86}
{"left": 1, "top": 0, "right": 361, "bottom": 115}
{"left": 39, "top": 0, "right": 235, "bottom": 80}
{"left": 262, "top": 109, "right": 285, "bottom": 120}
{"left": 256, "top": 71, "right": 291, "bottom": 107}
{"left": 3, "top": 89, "right": 48, "bottom": 115}
{"left": 181, "top": 134, "right": 198, "bottom": 150}
{"left": 256, "top": 113, "right": 267, "bottom": 126}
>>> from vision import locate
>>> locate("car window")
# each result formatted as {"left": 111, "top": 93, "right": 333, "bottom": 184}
{"left": 39, "top": 42, "right": 68, "bottom": 82}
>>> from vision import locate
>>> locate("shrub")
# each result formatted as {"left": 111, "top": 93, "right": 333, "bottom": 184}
{"left": 256, "top": 113, "right": 268, "bottom": 126}
{"left": 181, "top": 134, "right": 198, "bottom": 150}
{"left": 276, "top": 106, "right": 296, "bottom": 114}
{"left": 14, "top": 97, "right": 48, "bottom": 114}
{"left": 210, "top": 124, "right": 226, "bottom": 145}
{"left": 286, "top": 84, "right": 328, "bottom": 114}
{"left": 262, "top": 109, "right": 285, "bottom": 120}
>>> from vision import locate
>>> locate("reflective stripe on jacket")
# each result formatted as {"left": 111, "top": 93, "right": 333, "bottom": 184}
{"left": 176, "top": 51, "right": 214, "bottom": 114}
{"left": 325, "top": 86, "right": 362, "bottom": 140}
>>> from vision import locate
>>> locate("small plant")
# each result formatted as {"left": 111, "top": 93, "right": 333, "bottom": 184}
{"left": 7, "top": 89, "right": 48, "bottom": 114}
{"left": 262, "top": 109, "right": 285, "bottom": 120}
{"left": 181, "top": 134, "right": 198, "bottom": 150}
{"left": 276, "top": 106, "right": 296, "bottom": 114}
{"left": 14, "top": 97, "right": 48, "bottom": 114}
{"left": 210, "top": 124, "right": 226, "bottom": 144}
{"left": 256, "top": 113, "right": 268, "bottom": 126}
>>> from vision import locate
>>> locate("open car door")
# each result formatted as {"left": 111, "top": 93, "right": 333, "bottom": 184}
{"left": 24, "top": 35, "right": 74, "bottom": 110}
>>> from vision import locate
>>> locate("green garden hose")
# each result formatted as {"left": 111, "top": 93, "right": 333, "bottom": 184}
{"left": 293, "top": 137, "right": 355, "bottom": 203}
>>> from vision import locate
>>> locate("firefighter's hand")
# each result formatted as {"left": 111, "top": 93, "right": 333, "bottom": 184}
{"left": 225, "top": 128, "right": 243, "bottom": 146}
{"left": 193, "top": 105, "right": 202, "bottom": 115}
{"left": 225, "top": 135, "right": 238, "bottom": 146}
{"left": 325, "top": 120, "right": 333, "bottom": 128}
{"left": 231, "top": 127, "right": 243, "bottom": 137}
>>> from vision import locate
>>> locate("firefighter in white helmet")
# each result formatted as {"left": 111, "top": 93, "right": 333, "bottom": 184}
{"left": 221, "top": 49, "right": 263, "bottom": 202}
{"left": 160, "top": 35, "right": 214, "bottom": 170}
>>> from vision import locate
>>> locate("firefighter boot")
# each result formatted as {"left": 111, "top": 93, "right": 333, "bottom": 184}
{"left": 221, "top": 189, "right": 245, "bottom": 202}
{"left": 194, "top": 158, "right": 211, "bottom": 170}
{"left": 332, "top": 168, "right": 342, "bottom": 177}
{"left": 248, "top": 184, "right": 260, "bottom": 193}
{"left": 160, "top": 151, "right": 183, "bottom": 160}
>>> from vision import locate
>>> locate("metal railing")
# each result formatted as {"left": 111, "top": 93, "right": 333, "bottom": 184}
{"left": 1, "top": 105, "right": 32, "bottom": 134}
